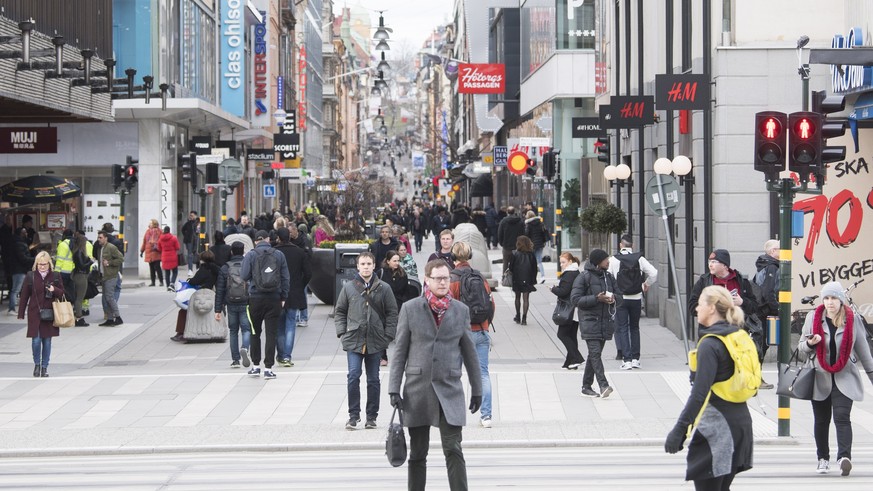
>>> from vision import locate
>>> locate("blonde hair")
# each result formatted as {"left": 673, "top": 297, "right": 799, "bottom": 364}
{"left": 274, "top": 217, "right": 287, "bottom": 230}
{"left": 699, "top": 285, "right": 745, "bottom": 328}
{"left": 764, "top": 239, "right": 779, "bottom": 253}
{"left": 316, "top": 215, "right": 335, "bottom": 236}
{"left": 32, "top": 251, "right": 53, "bottom": 271}
{"left": 150, "top": 218, "right": 159, "bottom": 228}
{"left": 451, "top": 241, "right": 472, "bottom": 262}
{"left": 525, "top": 210, "right": 536, "bottom": 219}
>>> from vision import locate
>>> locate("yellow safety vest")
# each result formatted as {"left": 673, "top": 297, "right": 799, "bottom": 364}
{"left": 54, "top": 238, "right": 75, "bottom": 273}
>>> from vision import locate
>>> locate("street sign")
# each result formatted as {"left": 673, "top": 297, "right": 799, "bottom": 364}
{"left": 263, "top": 184, "right": 276, "bottom": 198}
{"left": 599, "top": 96, "right": 656, "bottom": 129}
{"left": 493, "top": 145, "right": 508, "bottom": 167}
{"left": 279, "top": 168, "right": 302, "bottom": 180}
{"left": 645, "top": 174, "right": 682, "bottom": 216}
{"left": 218, "top": 158, "right": 243, "bottom": 186}
{"left": 412, "top": 151, "right": 425, "bottom": 169}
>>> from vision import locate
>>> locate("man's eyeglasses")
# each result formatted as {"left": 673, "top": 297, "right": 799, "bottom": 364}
{"left": 428, "top": 276, "right": 451, "bottom": 283}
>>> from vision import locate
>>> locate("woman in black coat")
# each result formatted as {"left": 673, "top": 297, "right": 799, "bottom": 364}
{"left": 377, "top": 250, "right": 410, "bottom": 364}
{"left": 551, "top": 252, "right": 584, "bottom": 369}
{"left": 19, "top": 251, "right": 65, "bottom": 377}
{"left": 524, "top": 211, "right": 549, "bottom": 281}
{"left": 509, "top": 235, "right": 538, "bottom": 325}
{"left": 171, "top": 250, "right": 221, "bottom": 342}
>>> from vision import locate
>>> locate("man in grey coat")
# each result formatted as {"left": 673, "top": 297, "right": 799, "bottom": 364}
{"left": 389, "top": 259, "right": 482, "bottom": 491}
{"left": 335, "top": 251, "right": 398, "bottom": 430}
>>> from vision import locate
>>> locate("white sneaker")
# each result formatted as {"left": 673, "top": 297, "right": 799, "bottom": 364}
{"left": 297, "top": 320, "right": 308, "bottom": 327}
{"left": 631, "top": 359, "right": 641, "bottom": 369}
{"left": 480, "top": 417, "right": 492, "bottom": 428}
{"left": 838, "top": 457, "right": 852, "bottom": 476}
{"left": 619, "top": 361, "right": 633, "bottom": 370}
{"left": 816, "top": 459, "right": 830, "bottom": 474}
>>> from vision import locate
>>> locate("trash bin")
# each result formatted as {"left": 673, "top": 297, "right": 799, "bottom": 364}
{"left": 364, "top": 220, "right": 376, "bottom": 240}
{"left": 335, "top": 243, "right": 369, "bottom": 302}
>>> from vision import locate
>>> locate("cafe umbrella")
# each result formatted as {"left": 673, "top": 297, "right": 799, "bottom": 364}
{"left": 0, "top": 175, "right": 82, "bottom": 205}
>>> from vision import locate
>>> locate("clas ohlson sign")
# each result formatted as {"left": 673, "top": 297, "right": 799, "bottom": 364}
{"left": 831, "top": 27, "right": 873, "bottom": 94}
{"left": 221, "top": 0, "right": 245, "bottom": 117}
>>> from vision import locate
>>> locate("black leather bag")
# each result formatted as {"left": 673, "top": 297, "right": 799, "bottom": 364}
{"left": 39, "top": 308, "right": 54, "bottom": 322}
{"left": 552, "top": 298, "right": 575, "bottom": 325}
{"left": 776, "top": 349, "right": 816, "bottom": 400}
{"left": 385, "top": 407, "right": 407, "bottom": 467}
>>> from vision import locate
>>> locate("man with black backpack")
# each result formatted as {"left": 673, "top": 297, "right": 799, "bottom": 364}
{"left": 241, "top": 231, "right": 290, "bottom": 380}
{"left": 608, "top": 234, "right": 658, "bottom": 370}
{"left": 214, "top": 241, "right": 252, "bottom": 369}
{"left": 449, "top": 241, "right": 495, "bottom": 428}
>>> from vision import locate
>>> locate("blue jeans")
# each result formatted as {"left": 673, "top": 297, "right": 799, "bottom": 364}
{"left": 534, "top": 247, "right": 545, "bottom": 278}
{"left": 347, "top": 350, "right": 383, "bottom": 420}
{"left": 471, "top": 330, "right": 492, "bottom": 419}
{"left": 186, "top": 242, "right": 197, "bottom": 271}
{"left": 226, "top": 303, "right": 251, "bottom": 363}
{"left": 32, "top": 336, "right": 52, "bottom": 368}
{"left": 615, "top": 298, "right": 642, "bottom": 361}
{"left": 8, "top": 273, "right": 25, "bottom": 312}
{"left": 277, "top": 308, "right": 299, "bottom": 360}
{"left": 298, "top": 308, "right": 309, "bottom": 323}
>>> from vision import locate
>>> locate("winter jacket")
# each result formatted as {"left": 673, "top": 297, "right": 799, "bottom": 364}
{"left": 451, "top": 208, "right": 470, "bottom": 228}
{"left": 140, "top": 227, "right": 162, "bottom": 263}
{"left": 157, "top": 233, "right": 181, "bottom": 270}
{"left": 524, "top": 216, "right": 549, "bottom": 250}
{"left": 19, "top": 270, "right": 64, "bottom": 339}
{"left": 484, "top": 204, "right": 499, "bottom": 228}
{"left": 370, "top": 237, "right": 399, "bottom": 268}
{"left": 377, "top": 267, "right": 413, "bottom": 308}
{"left": 240, "top": 242, "right": 290, "bottom": 301}
{"left": 754, "top": 254, "right": 780, "bottom": 318}
{"left": 688, "top": 269, "right": 759, "bottom": 322}
{"left": 7, "top": 236, "right": 33, "bottom": 275}
{"left": 275, "top": 242, "right": 312, "bottom": 310}
{"left": 400, "top": 254, "right": 419, "bottom": 279}
{"left": 551, "top": 264, "right": 580, "bottom": 325}
{"left": 334, "top": 275, "right": 398, "bottom": 354}
{"left": 388, "top": 296, "right": 482, "bottom": 427}
{"left": 188, "top": 262, "right": 221, "bottom": 290}
{"left": 215, "top": 256, "right": 246, "bottom": 311}
{"left": 798, "top": 308, "right": 873, "bottom": 401}
{"left": 98, "top": 242, "right": 124, "bottom": 281}
{"left": 570, "top": 262, "right": 622, "bottom": 340}
{"left": 471, "top": 210, "right": 488, "bottom": 237}
{"left": 210, "top": 243, "right": 232, "bottom": 267}
{"left": 509, "top": 250, "right": 538, "bottom": 293}
{"left": 497, "top": 214, "right": 524, "bottom": 250}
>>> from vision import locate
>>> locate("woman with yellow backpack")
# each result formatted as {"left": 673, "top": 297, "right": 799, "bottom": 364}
{"left": 665, "top": 285, "right": 755, "bottom": 490}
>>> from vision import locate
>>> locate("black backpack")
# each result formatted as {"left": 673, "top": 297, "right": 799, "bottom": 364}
{"left": 226, "top": 259, "right": 249, "bottom": 303}
{"left": 251, "top": 248, "right": 280, "bottom": 293}
{"left": 450, "top": 267, "right": 494, "bottom": 325}
{"left": 615, "top": 252, "right": 645, "bottom": 295}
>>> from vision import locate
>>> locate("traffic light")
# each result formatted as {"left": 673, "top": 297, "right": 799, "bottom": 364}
{"left": 788, "top": 111, "right": 821, "bottom": 181}
{"left": 595, "top": 136, "right": 610, "bottom": 164}
{"left": 526, "top": 158, "right": 537, "bottom": 176}
{"left": 813, "top": 90, "right": 848, "bottom": 182}
{"left": 753, "top": 111, "right": 787, "bottom": 177}
{"left": 124, "top": 156, "right": 139, "bottom": 191}
{"left": 111, "top": 164, "right": 124, "bottom": 191}
{"left": 205, "top": 163, "right": 219, "bottom": 184}
{"left": 180, "top": 152, "right": 196, "bottom": 184}
{"left": 542, "top": 151, "right": 555, "bottom": 180}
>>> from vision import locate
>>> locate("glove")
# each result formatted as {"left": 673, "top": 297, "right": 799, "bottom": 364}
{"left": 140, "top": 251, "right": 144, "bottom": 257}
{"left": 469, "top": 395, "right": 482, "bottom": 414}
{"left": 390, "top": 393, "right": 403, "bottom": 410}
{"left": 664, "top": 424, "right": 688, "bottom": 454}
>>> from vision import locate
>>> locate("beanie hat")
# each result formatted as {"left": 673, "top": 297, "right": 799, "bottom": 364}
{"left": 709, "top": 249, "right": 731, "bottom": 267}
{"left": 589, "top": 249, "right": 609, "bottom": 266}
{"left": 820, "top": 281, "right": 847, "bottom": 304}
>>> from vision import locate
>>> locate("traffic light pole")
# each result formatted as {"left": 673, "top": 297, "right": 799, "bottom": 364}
{"left": 117, "top": 189, "right": 127, "bottom": 251}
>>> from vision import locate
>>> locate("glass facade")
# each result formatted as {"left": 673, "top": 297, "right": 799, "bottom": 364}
{"left": 556, "top": 0, "right": 596, "bottom": 50}
{"left": 113, "top": 0, "right": 154, "bottom": 78}
{"left": 521, "top": 2, "right": 555, "bottom": 79}
{"left": 179, "top": 0, "right": 217, "bottom": 102}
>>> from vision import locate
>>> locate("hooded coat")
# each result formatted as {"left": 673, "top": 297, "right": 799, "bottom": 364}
{"left": 754, "top": 254, "right": 780, "bottom": 318}
{"left": 570, "top": 261, "right": 622, "bottom": 340}
{"left": 497, "top": 214, "right": 524, "bottom": 250}
{"left": 524, "top": 216, "right": 548, "bottom": 250}
{"left": 157, "top": 232, "right": 181, "bottom": 270}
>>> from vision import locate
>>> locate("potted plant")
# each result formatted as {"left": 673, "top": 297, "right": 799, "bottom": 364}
{"left": 579, "top": 199, "right": 627, "bottom": 251}
{"left": 308, "top": 223, "right": 373, "bottom": 305}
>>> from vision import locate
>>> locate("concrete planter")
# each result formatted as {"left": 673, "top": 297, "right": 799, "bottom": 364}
{"left": 309, "top": 248, "right": 336, "bottom": 305}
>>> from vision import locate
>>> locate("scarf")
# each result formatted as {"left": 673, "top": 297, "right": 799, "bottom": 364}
{"left": 424, "top": 287, "right": 452, "bottom": 326}
{"left": 812, "top": 304, "right": 854, "bottom": 374}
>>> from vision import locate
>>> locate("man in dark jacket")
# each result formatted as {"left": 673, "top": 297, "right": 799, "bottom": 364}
{"left": 335, "top": 251, "right": 398, "bottom": 430}
{"left": 369, "top": 225, "right": 398, "bottom": 268}
{"left": 754, "top": 239, "right": 780, "bottom": 319}
{"left": 214, "top": 242, "right": 252, "bottom": 368}
{"left": 571, "top": 249, "right": 622, "bottom": 398}
{"left": 430, "top": 207, "right": 451, "bottom": 250}
{"left": 688, "top": 249, "right": 759, "bottom": 323}
{"left": 181, "top": 211, "right": 200, "bottom": 273}
{"left": 497, "top": 206, "right": 525, "bottom": 272}
{"left": 210, "top": 231, "right": 232, "bottom": 267}
{"left": 274, "top": 228, "right": 311, "bottom": 367}
{"left": 484, "top": 202, "right": 500, "bottom": 249}
{"left": 6, "top": 227, "right": 33, "bottom": 315}
{"left": 241, "top": 230, "right": 290, "bottom": 380}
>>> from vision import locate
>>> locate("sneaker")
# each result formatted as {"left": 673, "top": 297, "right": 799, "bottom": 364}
{"left": 281, "top": 359, "right": 294, "bottom": 367}
{"left": 480, "top": 416, "right": 492, "bottom": 428}
{"left": 170, "top": 334, "right": 185, "bottom": 342}
{"left": 247, "top": 367, "right": 261, "bottom": 378}
{"left": 580, "top": 387, "right": 600, "bottom": 398}
{"left": 345, "top": 417, "right": 360, "bottom": 430}
{"left": 98, "top": 319, "right": 116, "bottom": 327}
{"left": 816, "top": 459, "right": 830, "bottom": 474}
{"left": 364, "top": 419, "right": 377, "bottom": 429}
{"left": 631, "top": 359, "right": 641, "bottom": 369}
{"left": 230, "top": 360, "right": 241, "bottom": 368}
{"left": 113, "top": 317, "right": 123, "bottom": 326}
{"left": 619, "top": 361, "right": 633, "bottom": 370}
{"left": 600, "top": 386, "right": 614, "bottom": 398}
{"left": 263, "top": 370, "right": 276, "bottom": 380}
{"left": 82, "top": 309, "right": 90, "bottom": 316}
{"left": 240, "top": 348, "right": 251, "bottom": 368}
{"left": 75, "top": 318, "right": 89, "bottom": 327}
{"left": 838, "top": 457, "right": 852, "bottom": 476}
{"left": 759, "top": 380, "right": 774, "bottom": 390}
{"left": 297, "top": 320, "right": 308, "bottom": 327}
{"left": 567, "top": 363, "right": 582, "bottom": 370}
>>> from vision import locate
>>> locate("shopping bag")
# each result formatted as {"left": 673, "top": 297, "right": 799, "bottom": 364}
{"left": 174, "top": 281, "right": 199, "bottom": 310}
{"left": 52, "top": 295, "right": 76, "bottom": 328}
{"left": 385, "top": 407, "right": 407, "bottom": 467}
{"left": 776, "top": 349, "right": 816, "bottom": 400}
{"left": 501, "top": 269, "right": 513, "bottom": 288}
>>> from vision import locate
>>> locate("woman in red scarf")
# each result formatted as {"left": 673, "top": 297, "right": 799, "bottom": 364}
{"left": 799, "top": 281, "right": 873, "bottom": 477}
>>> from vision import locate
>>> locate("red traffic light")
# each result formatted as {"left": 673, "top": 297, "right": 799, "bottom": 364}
{"left": 792, "top": 117, "right": 816, "bottom": 140}
{"left": 126, "top": 165, "right": 137, "bottom": 176}
{"left": 759, "top": 117, "right": 782, "bottom": 140}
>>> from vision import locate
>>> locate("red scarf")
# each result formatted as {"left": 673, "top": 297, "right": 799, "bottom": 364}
{"left": 812, "top": 304, "right": 854, "bottom": 374}
{"left": 424, "top": 287, "right": 452, "bottom": 326}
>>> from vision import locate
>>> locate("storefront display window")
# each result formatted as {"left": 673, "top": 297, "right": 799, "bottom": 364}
{"left": 180, "top": 0, "right": 217, "bottom": 102}
{"left": 521, "top": 2, "right": 555, "bottom": 79}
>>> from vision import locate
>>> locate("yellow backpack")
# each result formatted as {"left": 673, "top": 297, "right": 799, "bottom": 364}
{"left": 688, "top": 330, "right": 762, "bottom": 403}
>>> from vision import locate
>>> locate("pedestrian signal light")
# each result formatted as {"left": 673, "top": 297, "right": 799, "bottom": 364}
{"left": 525, "top": 158, "right": 537, "bottom": 176}
{"left": 813, "top": 91, "right": 848, "bottom": 186}
{"left": 788, "top": 111, "right": 821, "bottom": 180}
{"left": 124, "top": 155, "right": 139, "bottom": 191}
{"left": 595, "top": 137, "right": 610, "bottom": 164}
{"left": 753, "top": 111, "right": 787, "bottom": 177}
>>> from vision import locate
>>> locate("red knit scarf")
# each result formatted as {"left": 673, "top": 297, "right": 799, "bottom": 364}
{"left": 425, "top": 287, "right": 452, "bottom": 326}
{"left": 812, "top": 304, "right": 854, "bottom": 374}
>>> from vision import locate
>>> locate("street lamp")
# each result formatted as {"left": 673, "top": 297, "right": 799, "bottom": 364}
{"left": 604, "top": 163, "right": 632, "bottom": 187}
{"left": 653, "top": 155, "right": 694, "bottom": 184}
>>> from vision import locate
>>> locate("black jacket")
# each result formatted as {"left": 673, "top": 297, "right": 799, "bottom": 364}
{"left": 688, "top": 269, "right": 759, "bottom": 321}
{"left": 497, "top": 214, "right": 524, "bottom": 250}
{"left": 188, "top": 262, "right": 221, "bottom": 290}
{"left": 370, "top": 238, "right": 398, "bottom": 268}
{"left": 211, "top": 243, "right": 232, "bottom": 267}
{"left": 551, "top": 267, "right": 580, "bottom": 326}
{"left": 754, "top": 254, "right": 780, "bottom": 318}
{"left": 8, "top": 236, "right": 33, "bottom": 275}
{"left": 275, "top": 242, "right": 312, "bottom": 310}
{"left": 524, "top": 216, "right": 549, "bottom": 250}
{"left": 570, "top": 262, "right": 622, "bottom": 340}
{"left": 377, "top": 267, "right": 412, "bottom": 307}
{"left": 509, "top": 251, "right": 538, "bottom": 293}
{"left": 215, "top": 256, "right": 246, "bottom": 311}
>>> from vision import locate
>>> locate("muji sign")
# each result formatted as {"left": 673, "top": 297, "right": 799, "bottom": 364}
{"left": 458, "top": 64, "right": 505, "bottom": 94}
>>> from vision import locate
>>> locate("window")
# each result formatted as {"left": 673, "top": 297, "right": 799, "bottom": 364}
{"left": 556, "top": 0, "right": 596, "bottom": 50}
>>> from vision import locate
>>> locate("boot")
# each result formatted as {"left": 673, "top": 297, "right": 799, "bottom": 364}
{"left": 521, "top": 315, "right": 527, "bottom": 326}
{"left": 513, "top": 312, "right": 520, "bottom": 324}
{"left": 33, "top": 365, "right": 40, "bottom": 377}
{"left": 40, "top": 367, "right": 48, "bottom": 378}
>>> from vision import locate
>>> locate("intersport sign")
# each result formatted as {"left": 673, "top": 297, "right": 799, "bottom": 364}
{"left": 458, "top": 63, "right": 505, "bottom": 94}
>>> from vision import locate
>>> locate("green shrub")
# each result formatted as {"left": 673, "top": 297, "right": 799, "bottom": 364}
{"left": 579, "top": 200, "right": 627, "bottom": 235}
{"left": 316, "top": 239, "right": 374, "bottom": 250}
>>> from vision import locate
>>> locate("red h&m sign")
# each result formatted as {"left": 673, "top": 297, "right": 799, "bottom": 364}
{"left": 458, "top": 64, "right": 506, "bottom": 94}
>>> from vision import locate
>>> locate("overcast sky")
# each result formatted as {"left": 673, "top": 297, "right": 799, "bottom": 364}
{"left": 333, "top": 0, "right": 454, "bottom": 53}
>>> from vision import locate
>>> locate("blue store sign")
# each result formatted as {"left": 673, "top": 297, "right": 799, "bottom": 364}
{"left": 831, "top": 27, "right": 873, "bottom": 94}
{"left": 220, "top": 0, "right": 245, "bottom": 117}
